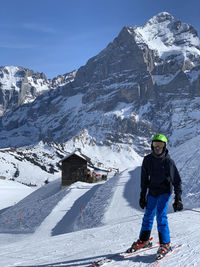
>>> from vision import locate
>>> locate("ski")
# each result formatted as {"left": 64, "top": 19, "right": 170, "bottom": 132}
{"left": 151, "top": 244, "right": 182, "bottom": 267}
{"left": 92, "top": 242, "right": 159, "bottom": 266}
{"left": 121, "top": 243, "right": 159, "bottom": 258}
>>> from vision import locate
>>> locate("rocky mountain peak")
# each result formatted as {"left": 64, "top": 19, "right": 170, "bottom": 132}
{"left": 1, "top": 13, "right": 200, "bottom": 151}
{"left": 135, "top": 12, "right": 200, "bottom": 50}
{"left": 146, "top": 12, "right": 174, "bottom": 25}
{"left": 0, "top": 65, "right": 47, "bottom": 81}
{"left": 117, "top": 26, "right": 134, "bottom": 40}
{"left": 0, "top": 66, "right": 52, "bottom": 116}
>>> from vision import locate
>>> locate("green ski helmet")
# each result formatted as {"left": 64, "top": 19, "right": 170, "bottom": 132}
{"left": 152, "top": 134, "right": 167, "bottom": 144}
{"left": 151, "top": 134, "right": 167, "bottom": 154}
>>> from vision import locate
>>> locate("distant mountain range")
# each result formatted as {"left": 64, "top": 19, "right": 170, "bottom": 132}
{"left": 1, "top": 12, "right": 200, "bottom": 181}
{"left": 0, "top": 66, "right": 76, "bottom": 115}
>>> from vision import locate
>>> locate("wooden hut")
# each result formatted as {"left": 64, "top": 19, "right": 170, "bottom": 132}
{"left": 61, "top": 150, "right": 91, "bottom": 187}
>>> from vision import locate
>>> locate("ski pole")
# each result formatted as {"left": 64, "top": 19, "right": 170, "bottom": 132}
{"left": 184, "top": 208, "right": 200, "bottom": 213}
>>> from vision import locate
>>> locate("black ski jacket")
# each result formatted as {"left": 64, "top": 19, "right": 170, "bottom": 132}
{"left": 141, "top": 150, "right": 182, "bottom": 197}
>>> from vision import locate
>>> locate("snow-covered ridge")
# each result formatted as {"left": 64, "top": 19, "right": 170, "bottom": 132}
{"left": 145, "top": 12, "right": 174, "bottom": 25}
{"left": 0, "top": 66, "right": 48, "bottom": 93}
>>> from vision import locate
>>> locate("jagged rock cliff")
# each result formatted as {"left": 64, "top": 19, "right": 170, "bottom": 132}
{"left": 1, "top": 12, "right": 200, "bottom": 152}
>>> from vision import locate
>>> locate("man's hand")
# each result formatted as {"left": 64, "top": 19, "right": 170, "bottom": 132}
{"left": 173, "top": 195, "right": 183, "bottom": 212}
{"left": 139, "top": 192, "right": 147, "bottom": 209}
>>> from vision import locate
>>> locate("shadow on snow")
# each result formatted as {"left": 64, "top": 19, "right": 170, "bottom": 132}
{"left": 19, "top": 250, "right": 157, "bottom": 267}
{"left": 52, "top": 183, "right": 102, "bottom": 236}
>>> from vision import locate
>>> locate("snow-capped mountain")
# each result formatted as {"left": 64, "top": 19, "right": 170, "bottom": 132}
{"left": 0, "top": 66, "right": 76, "bottom": 116}
{"left": 1, "top": 12, "right": 200, "bottom": 153}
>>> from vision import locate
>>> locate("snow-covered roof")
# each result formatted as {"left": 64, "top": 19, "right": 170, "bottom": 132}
{"left": 61, "top": 149, "right": 91, "bottom": 163}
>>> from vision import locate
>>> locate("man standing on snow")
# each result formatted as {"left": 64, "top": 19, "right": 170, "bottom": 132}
{"left": 126, "top": 134, "right": 183, "bottom": 260}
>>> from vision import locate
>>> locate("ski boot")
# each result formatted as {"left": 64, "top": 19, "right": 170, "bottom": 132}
{"left": 156, "top": 243, "right": 172, "bottom": 260}
{"left": 126, "top": 238, "right": 153, "bottom": 253}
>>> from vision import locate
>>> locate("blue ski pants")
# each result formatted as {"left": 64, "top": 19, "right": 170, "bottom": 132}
{"left": 140, "top": 194, "right": 171, "bottom": 244}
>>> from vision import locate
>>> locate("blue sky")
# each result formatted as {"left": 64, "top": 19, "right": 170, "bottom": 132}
{"left": 1, "top": 0, "right": 200, "bottom": 78}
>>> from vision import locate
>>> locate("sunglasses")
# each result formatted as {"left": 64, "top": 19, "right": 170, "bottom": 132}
{"left": 152, "top": 141, "right": 165, "bottom": 148}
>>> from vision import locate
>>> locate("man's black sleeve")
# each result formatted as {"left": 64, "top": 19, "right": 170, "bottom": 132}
{"left": 141, "top": 157, "right": 149, "bottom": 196}
{"left": 170, "top": 160, "right": 182, "bottom": 197}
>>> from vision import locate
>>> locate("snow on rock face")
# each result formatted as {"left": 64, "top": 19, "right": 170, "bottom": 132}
{"left": 0, "top": 66, "right": 50, "bottom": 115}
{"left": 1, "top": 13, "right": 200, "bottom": 152}
{"left": 134, "top": 12, "right": 200, "bottom": 71}
{"left": 146, "top": 12, "right": 174, "bottom": 24}
{"left": 0, "top": 66, "right": 76, "bottom": 116}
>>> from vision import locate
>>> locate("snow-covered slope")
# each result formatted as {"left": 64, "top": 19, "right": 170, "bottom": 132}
{"left": 0, "top": 157, "right": 199, "bottom": 266}
{"left": 171, "top": 134, "right": 200, "bottom": 208}
{"left": 0, "top": 179, "right": 33, "bottom": 210}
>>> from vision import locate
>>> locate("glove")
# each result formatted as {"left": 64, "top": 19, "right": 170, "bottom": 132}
{"left": 173, "top": 195, "right": 183, "bottom": 212}
{"left": 139, "top": 192, "right": 147, "bottom": 209}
